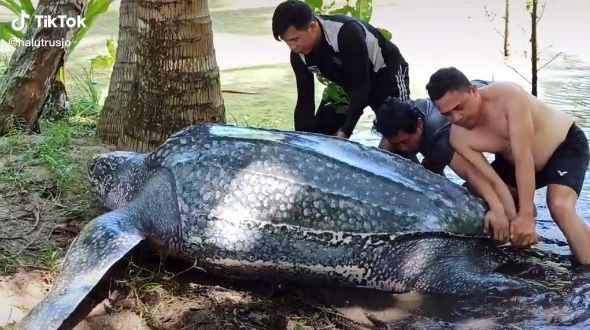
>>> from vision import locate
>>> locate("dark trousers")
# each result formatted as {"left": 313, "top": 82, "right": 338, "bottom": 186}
{"left": 311, "top": 100, "right": 347, "bottom": 136}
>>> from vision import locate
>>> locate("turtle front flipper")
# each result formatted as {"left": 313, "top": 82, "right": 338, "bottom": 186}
{"left": 18, "top": 208, "right": 146, "bottom": 330}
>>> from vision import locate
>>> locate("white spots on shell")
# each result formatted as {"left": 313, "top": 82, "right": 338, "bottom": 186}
{"left": 203, "top": 191, "right": 214, "bottom": 203}
{"left": 178, "top": 198, "right": 190, "bottom": 215}
{"left": 207, "top": 258, "right": 368, "bottom": 284}
{"left": 328, "top": 232, "right": 353, "bottom": 245}
{"left": 303, "top": 208, "right": 311, "bottom": 217}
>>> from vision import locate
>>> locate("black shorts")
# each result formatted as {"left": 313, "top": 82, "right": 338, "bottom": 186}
{"left": 491, "top": 123, "right": 589, "bottom": 196}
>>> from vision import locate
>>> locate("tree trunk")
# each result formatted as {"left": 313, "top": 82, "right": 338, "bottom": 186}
{"left": 503, "top": 0, "right": 510, "bottom": 57}
{"left": 0, "top": 0, "right": 87, "bottom": 135}
{"left": 37, "top": 78, "right": 71, "bottom": 129}
{"left": 530, "top": 0, "right": 538, "bottom": 96}
{"left": 98, "top": 0, "right": 225, "bottom": 152}
{"left": 97, "top": 0, "right": 138, "bottom": 143}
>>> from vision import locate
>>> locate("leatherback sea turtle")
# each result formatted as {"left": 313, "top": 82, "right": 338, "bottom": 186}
{"left": 19, "top": 124, "right": 544, "bottom": 329}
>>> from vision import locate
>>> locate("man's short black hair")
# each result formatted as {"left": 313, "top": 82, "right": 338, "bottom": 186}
{"left": 272, "top": 0, "right": 314, "bottom": 41}
{"left": 426, "top": 67, "right": 472, "bottom": 101}
{"left": 372, "top": 99, "right": 424, "bottom": 139}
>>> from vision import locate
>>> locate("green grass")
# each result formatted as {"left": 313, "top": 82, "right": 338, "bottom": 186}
{"left": 0, "top": 254, "right": 21, "bottom": 274}
{"left": 0, "top": 121, "right": 93, "bottom": 192}
{"left": 37, "top": 244, "right": 63, "bottom": 272}
{"left": 221, "top": 64, "right": 324, "bottom": 130}
{"left": 211, "top": 6, "right": 274, "bottom": 36}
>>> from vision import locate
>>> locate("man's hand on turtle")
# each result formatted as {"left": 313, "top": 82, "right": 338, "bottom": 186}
{"left": 335, "top": 129, "right": 349, "bottom": 139}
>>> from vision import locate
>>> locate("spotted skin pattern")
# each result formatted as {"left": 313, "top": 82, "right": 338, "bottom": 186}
{"left": 19, "top": 124, "right": 543, "bottom": 330}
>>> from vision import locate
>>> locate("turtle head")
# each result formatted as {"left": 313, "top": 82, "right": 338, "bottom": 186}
{"left": 88, "top": 151, "right": 148, "bottom": 209}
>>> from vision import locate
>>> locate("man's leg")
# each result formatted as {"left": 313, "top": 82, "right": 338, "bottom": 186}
{"left": 542, "top": 123, "right": 590, "bottom": 264}
{"left": 547, "top": 184, "right": 590, "bottom": 264}
{"left": 312, "top": 101, "right": 345, "bottom": 136}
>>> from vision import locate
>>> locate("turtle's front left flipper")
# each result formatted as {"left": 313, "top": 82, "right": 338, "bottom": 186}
{"left": 18, "top": 208, "right": 146, "bottom": 330}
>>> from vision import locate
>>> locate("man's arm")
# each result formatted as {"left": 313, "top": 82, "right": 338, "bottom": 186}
{"left": 505, "top": 92, "right": 538, "bottom": 246}
{"left": 337, "top": 22, "right": 372, "bottom": 137}
{"left": 290, "top": 51, "right": 315, "bottom": 132}
{"left": 450, "top": 128, "right": 518, "bottom": 220}
{"left": 421, "top": 158, "right": 446, "bottom": 176}
{"left": 448, "top": 152, "right": 510, "bottom": 242}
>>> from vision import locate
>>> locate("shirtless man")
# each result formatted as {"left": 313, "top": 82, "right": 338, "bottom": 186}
{"left": 426, "top": 67, "right": 590, "bottom": 264}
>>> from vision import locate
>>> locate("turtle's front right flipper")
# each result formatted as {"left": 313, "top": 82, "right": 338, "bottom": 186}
{"left": 18, "top": 208, "right": 146, "bottom": 330}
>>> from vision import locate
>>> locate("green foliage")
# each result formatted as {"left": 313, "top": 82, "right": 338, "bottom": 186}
{"left": 0, "top": 253, "right": 20, "bottom": 274}
{"left": 0, "top": 121, "right": 97, "bottom": 228}
{"left": 377, "top": 27, "right": 392, "bottom": 40}
{"left": 67, "top": 66, "right": 103, "bottom": 123}
{"left": 69, "top": 0, "right": 115, "bottom": 54}
{"left": 29, "top": 121, "right": 74, "bottom": 188}
{"left": 0, "top": 52, "right": 9, "bottom": 74}
{"left": 38, "top": 244, "right": 62, "bottom": 272}
{"left": 304, "top": 0, "right": 323, "bottom": 13}
{"left": 90, "top": 37, "right": 117, "bottom": 71}
{"left": 305, "top": 0, "right": 375, "bottom": 23}
{"left": 0, "top": 0, "right": 32, "bottom": 43}
{"left": 318, "top": 76, "right": 349, "bottom": 113}
{"left": 19, "top": 0, "right": 34, "bottom": 15}
{"left": 0, "top": 119, "right": 98, "bottom": 275}
{"left": 352, "top": 0, "right": 373, "bottom": 22}
{"left": 0, "top": 0, "right": 34, "bottom": 16}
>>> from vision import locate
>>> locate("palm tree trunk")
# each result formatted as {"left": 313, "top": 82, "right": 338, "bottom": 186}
{"left": 0, "top": 0, "right": 87, "bottom": 135}
{"left": 97, "top": 0, "right": 138, "bottom": 143}
{"left": 98, "top": 0, "right": 225, "bottom": 152}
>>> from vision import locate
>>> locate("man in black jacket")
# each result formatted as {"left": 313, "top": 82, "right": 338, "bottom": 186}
{"left": 272, "top": 0, "right": 410, "bottom": 138}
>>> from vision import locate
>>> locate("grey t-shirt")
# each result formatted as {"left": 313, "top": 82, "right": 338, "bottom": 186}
{"left": 412, "top": 80, "right": 490, "bottom": 166}
{"left": 412, "top": 98, "right": 454, "bottom": 166}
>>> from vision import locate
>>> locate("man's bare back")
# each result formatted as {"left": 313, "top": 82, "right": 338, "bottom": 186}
{"left": 452, "top": 81, "right": 574, "bottom": 169}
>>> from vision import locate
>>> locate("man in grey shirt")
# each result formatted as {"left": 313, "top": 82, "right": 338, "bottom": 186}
{"left": 373, "top": 80, "right": 490, "bottom": 175}
{"left": 373, "top": 97, "right": 454, "bottom": 175}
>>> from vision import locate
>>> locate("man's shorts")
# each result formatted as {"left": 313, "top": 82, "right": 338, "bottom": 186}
{"left": 491, "top": 123, "right": 589, "bottom": 196}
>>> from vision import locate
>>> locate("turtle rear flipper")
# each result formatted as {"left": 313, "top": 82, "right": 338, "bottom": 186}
{"left": 18, "top": 208, "right": 146, "bottom": 330}
{"left": 377, "top": 234, "right": 548, "bottom": 295}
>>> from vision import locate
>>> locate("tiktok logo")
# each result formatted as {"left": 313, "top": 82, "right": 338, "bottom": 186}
{"left": 10, "top": 10, "right": 86, "bottom": 30}
{"left": 11, "top": 10, "right": 30, "bottom": 31}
